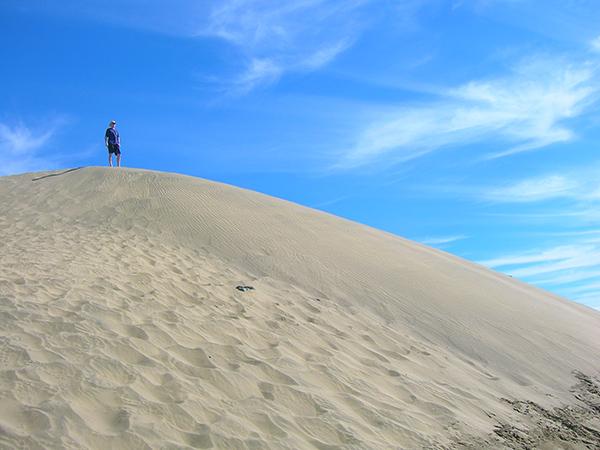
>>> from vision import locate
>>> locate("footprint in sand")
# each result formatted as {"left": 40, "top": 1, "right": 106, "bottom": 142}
{"left": 0, "top": 398, "right": 51, "bottom": 436}
{"left": 70, "top": 395, "right": 130, "bottom": 435}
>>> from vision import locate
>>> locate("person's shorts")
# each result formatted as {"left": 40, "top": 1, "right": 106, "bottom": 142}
{"left": 108, "top": 143, "right": 121, "bottom": 155}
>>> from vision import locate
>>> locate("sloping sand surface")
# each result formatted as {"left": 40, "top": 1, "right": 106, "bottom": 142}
{"left": 0, "top": 167, "right": 599, "bottom": 449}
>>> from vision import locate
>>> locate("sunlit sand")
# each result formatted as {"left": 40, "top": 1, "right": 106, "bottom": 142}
{"left": 1, "top": 167, "right": 599, "bottom": 449}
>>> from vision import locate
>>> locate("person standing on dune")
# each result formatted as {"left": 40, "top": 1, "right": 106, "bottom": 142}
{"left": 105, "top": 120, "right": 121, "bottom": 167}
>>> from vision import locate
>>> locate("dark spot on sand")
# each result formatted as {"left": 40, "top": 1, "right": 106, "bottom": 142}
{"left": 236, "top": 285, "right": 255, "bottom": 292}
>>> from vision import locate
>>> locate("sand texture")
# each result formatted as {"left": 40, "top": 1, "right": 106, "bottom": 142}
{"left": 0, "top": 167, "right": 599, "bottom": 449}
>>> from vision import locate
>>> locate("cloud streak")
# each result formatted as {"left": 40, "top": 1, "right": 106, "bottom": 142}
{"left": 479, "top": 245, "right": 588, "bottom": 268}
{"left": 592, "top": 35, "right": 600, "bottom": 52}
{"left": 481, "top": 175, "right": 580, "bottom": 203}
{"left": 6, "top": 0, "right": 375, "bottom": 94}
{"left": 0, "top": 123, "right": 54, "bottom": 155}
{"left": 461, "top": 160, "right": 600, "bottom": 308}
{"left": 478, "top": 165, "right": 600, "bottom": 204}
{"left": 478, "top": 241, "right": 600, "bottom": 306}
{"left": 200, "top": 0, "right": 372, "bottom": 92}
{"left": 0, "top": 120, "right": 62, "bottom": 175}
{"left": 337, "top": 56, "right": 599, "bottom": 169}
{"left": 420, "top": 235, "right": 467, "bottom": 246}
{"left": 230, "top": 58, "right": 284, "bottom": 94}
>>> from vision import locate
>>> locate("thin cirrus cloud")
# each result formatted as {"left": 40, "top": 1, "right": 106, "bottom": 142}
{"left": 480, "top": 175, "right": 580, "bottom": 203}
{"left": 4, "top": 0, "right": 373, "bottom": 94}
{"left": 420, "top": 235, "right": 467, "bottom": 246}
{"left": 199, "top": 0, "right": 373, "bottom": 93}
{"left": 478, "top": 241, "right": 600, "bottom": 308}
{"left": 230, "top": 58, "right": 284, "bottom": 94}
{"left": 473, "top": 166, "right": 600, "bottom": 307}
{"left": 0, "top": 121, "right": 60, "bottom": 176}
{"left": 563, "top": 281, "right": 600, "bottom": 296}
{"left": 478, "top": 166, "right": 600, "bottom": 204}
{"left": 336, "top": 56, "right": 599, "bottom": 169}
{"left": 591, "top": 35, "right": 600, "bottom": 52}
{"left": 536, "top": 268, "right": 600, "bottom": 286}
{"left": 479, "top": 245, "right": 595, "bottom": 269}
{"left": 506, "top": 247, "right": 600, "bottom": 288}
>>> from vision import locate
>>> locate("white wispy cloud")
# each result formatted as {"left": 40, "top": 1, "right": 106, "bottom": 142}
{"left": 479, "top": 245, "right": 588, "bottom": 268}
{"left": 420, "top": 235, "right": 467, "bottom": 245}
{"left": 478, "top": 166, "right": 600, "bottom": 204}
{"left": 500, "top": 250, "right": 600, "bottom": 279}
{"left": 591, "top": 35, "right": 600, "bottom": 52}
{"left": 0, "top": 123, "right": 54, "bottom": 155}
{"left": 481, "top": 175, "right": 579, "bottom": 203}
{"left": 231, "top": 58, "right": 284, "bottom": 94}
{"left": 519, "top": 230, "right": 600, "bottom": 238}
{"left": 473, "top": 163, "right": 600, "bottom": 306}
{"left": 562, "top": 281, "right": 600, "bottom": 296}
{"left": 0, "top": 120, "right": 62, "bottom": 175}
{"left": 568, "top": 292, "right": 600, "bottom": 310}
{"left": 302, "top": 38, "right": 354, "bottom": 70}
{"left": 200, "top": 0, "right": 372, "bottom": 92}
{"left": 6, "top": 0, "right": 375, "bottom": 94}
{"left": 337, "top": 56, "right": 599, "bottom": 169}
{"left": 466, "top": 0, "right": 600, "bottom": 48}
{"left": 478, "top": 241, "right": 600, "bottom": 306}
{"left": 535, "top": 268, "right": 600, "bottom": 286}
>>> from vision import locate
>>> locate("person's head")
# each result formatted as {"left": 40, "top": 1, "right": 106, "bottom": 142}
{"left": 109, "top": 120, "right": 116, "bottom": 128}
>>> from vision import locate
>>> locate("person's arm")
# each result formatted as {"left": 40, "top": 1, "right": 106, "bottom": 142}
{"left": 105, "top": 129, "right": 109, "bottom": 148}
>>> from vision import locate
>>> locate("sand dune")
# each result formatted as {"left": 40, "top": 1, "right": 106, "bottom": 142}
{"left": 0, "top": 167, "right": 599, "bottom": 449}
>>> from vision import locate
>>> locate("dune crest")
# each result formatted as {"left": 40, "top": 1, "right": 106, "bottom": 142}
{"left": 1, "top": 167, "right": 599, "bottom": 449}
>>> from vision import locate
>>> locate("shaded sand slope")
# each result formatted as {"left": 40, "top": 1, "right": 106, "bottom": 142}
{"left": 0, "top": 166, "right": 599, "bottom": 449}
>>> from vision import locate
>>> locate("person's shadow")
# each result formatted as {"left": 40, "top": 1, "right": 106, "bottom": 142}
{"left": 32, "top": 167, "right": 83, "bottom": 182}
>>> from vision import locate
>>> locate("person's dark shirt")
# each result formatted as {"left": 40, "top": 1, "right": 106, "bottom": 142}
{"left": 105, "top": 127, "right": 120, "bottom": 145}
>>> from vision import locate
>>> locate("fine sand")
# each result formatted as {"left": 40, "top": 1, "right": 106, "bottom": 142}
{"left": 0, "top": 166, "right": 599, "bottom": 449}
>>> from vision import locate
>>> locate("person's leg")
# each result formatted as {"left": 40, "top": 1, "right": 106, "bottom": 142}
{"left": 108, "top": 152, "right": 113, "bottom": 167}
{"left": 116, "top": 153, "right": 121, "bottom": 167}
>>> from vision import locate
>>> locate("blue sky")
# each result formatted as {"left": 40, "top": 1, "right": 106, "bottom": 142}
{"left": 2, "top": 0, "right": 600, "bottom": 310}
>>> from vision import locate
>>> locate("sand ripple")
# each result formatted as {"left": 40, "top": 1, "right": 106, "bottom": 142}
{"left": 1, "top": 167, "right": 599, "bottom": 449}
